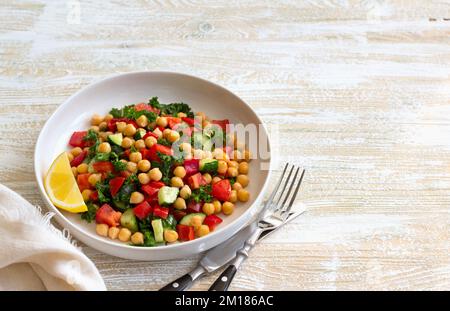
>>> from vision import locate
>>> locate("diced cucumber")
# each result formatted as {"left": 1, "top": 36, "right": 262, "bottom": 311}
{"left": 108, "top": 133, "right": 123, "bottom": 146}
{"left": 134, "top": 128, "right": 146, "bottom": 140}
{"left": 151, "top": 219, "right": 164, "bottom": 243}
{"left": 112, "top": 199, "right": 129, "bottom": 212}
{"left": 179, "top": 213, "right": 206, "bottom": 226}
{"left": 158, "top": 186, "right": 179, "bottom": 205}
{"left": 199, "top": 159, "right": 218, "bottom": 173}
{"left": 120, "top": 209, "right": 138, "bottom": 233}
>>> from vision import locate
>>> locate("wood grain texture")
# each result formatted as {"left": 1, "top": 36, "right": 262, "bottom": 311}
{"left": 1, "top": 0, "right": 450, "bottom": 290}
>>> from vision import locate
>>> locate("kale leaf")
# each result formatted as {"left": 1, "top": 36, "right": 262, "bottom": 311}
{"left": 110, "top": 105, "right": 157, "bottom": 122}
{"left": 81, "top": 202, "right": 98, "bottom": 223}
{"left": 148, "top": 96, "right": 194, "bottom": 118}
{"left": 191, "top": 185, "right": 213, "bottom": 203}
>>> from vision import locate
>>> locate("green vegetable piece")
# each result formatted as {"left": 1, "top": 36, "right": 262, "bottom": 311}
{"left": 199, "top": 159, "right": 218, "bottom": 173}
{"left": 151, "top": 219, "right": 164, "bottom": 243}
{"left": 120, "top": 209, "right": 138, "bottom": 233}
{"left": 158, "top": 186, "right": 179, "bottom": 205}
{"left": 134, "top": 128, "right": 146, "bottom": 140}
{"left": 108, "top": 133, "right": 123, "bottom": 146}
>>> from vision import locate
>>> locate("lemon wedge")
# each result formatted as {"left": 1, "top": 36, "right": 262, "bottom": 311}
{"left": 44, "top": 152, "right": 87, "bottom": 213}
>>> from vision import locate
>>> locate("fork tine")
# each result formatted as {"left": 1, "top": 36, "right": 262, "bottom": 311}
{"left": 281, "top": 169, "right": 305, "bottom": 221}
{"left": 270, "top": 164, "right": 297, "bottom": 213}
{"left": 261, "top": 163, "right": 289, "bottom": 212}
{"left": 278, "top": 166, "right": 300, "bottom": 212}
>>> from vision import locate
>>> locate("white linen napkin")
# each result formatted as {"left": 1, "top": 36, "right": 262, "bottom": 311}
{"left": 0, "top": 184, "right": 106, "bottom": 291}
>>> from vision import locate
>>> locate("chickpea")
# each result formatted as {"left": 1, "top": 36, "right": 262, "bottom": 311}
{"left": 212, "top": 176, "right": 222, "bottom": 184}
{"left": 126, "top": 161, "right": 137, "bottom": 173}
{"left": 237, "top": 189, "right": 250, "bottom": 202}
{"left": 196, "top": 111, "right": 206, "bottom": 121}
{"left": 153, "top": 128, "right": 163, "bottom": 138}
{"left": 130, "top": 191, "right": 144, "bottom": 204}
{"left": 134, "top": 139, "right": 146, "bottom": 150}
{"left": 98, "top": 121, "right": 107, "bottom": 131}
{"left": 179, "top": 185, "right": 191, "bottom": 199}
{"left": 163, "top": 128, "right": 172, "bottom": 139}
{"left": 232, "top": 182, "right": 243, "bottom": 191}
{"left": 129, "top": 152, "right": 142, "bottom": 163}
{"left": 88, "top": 173, "right": 102, "bottom": 186}
{"left": 196, "top": 225, "right": 210, "bottom": 237}
{"left": 213, "top": 148, "right": 224, "bottom": 159}
{"left": 96, "top": 224, "right": 109, "bottom": 237}
{"left": 145, "top": 136, "right": 157, "bottom": 148}
{"left": 71, "top": 166, "right": 78, "bottom": 177}
{"left": 202, "top": 173, "right": 212, "bottom": 184}
{"left": 227, "top": 167, "right": 238, "bottom": 178}
{"left": 137, "top": 159, "right": 151, "bottom": 172}
{"left": 173, "top": 166, "right": 186, "bottom": 178}
{"left": 66, "top": 152, "right": 74, "bottom": 162}
{"left": 237, "top": 174, "right": 249, "bottom": 187}
{"left": 104, "top": 113, "right": 114, "bottom": 122}
{"left": 108, "top": 227, "right": 120, "bottom": 239}
{"left": 156, "top": 116, "right": 168, "bottom": 128}
{"left": 217, "top": 160, "right": 228, "bottom": 175}
{"left": 202, "top": 203, "right": 215, "bottom": 216}
{"left": 124, "top": 124, "right": 136, "bottom": 137}
{"left": 121, "top": 137, "right": 133, "bottom": 149}
{"left": 81, "top": 189, "right": 92, "bottom": 202}
{"left": 213, "top": 200, "right": 222, "bottom": 214}
{"left": 138, "top": 173, "right": 150, "bottom": 185}
{"left": 177, "top": 112, "right": 187, "bottom": 118}
{"left": 202, "top": 119, "right": 210, "bottom": 128}
{"left": 89, "top": 125, "right": 99, "bottom": 132}
{"left": 116, "top": 121, "right": 127, "bottom": 133}
{"left": 77, "top": 163, "right": 88, "bottom": 174}
{"left": 164, "top": 229, "right": 179, "bottom": 243}
{"left": 118, "top": 228, "right": 132, "bottom": 242}
{"left": 238, "top": 162, "right": 249, "bottom": 174}
{"left": 171, "top": 176, "right": 184, "bottom": 188}
{"left": 180, "top": 142, "right": 192, "bottom": 153}
{"left": 136, "top": 115, "right": 148, "bottom": 128}
{"left": 193, "top": 149, "right": 204, "bottom": 160}
{"left": 222, "top": 201, "right": 235, "bottom": 215}
{"left": 228, "top": 161, "right": 239, "bottom": 168}
{"left": 167, "top": 130, "right": 180, "bottom": 143}
{"left": 229, "top": 190, "right": 237, "bottom": 203}
{"left": 174, "top": 197, "right": 186, "bottom": 210}
{"left": 91, "top": 114, "right": 103, "bottom": 126}
{"left": 243, "top": 149, "right": 252, "bottom": 162}
{"left": 190, "top": 215, "right": 203, "bottom": 228}
{"left": 148, "top": 168, "right": 162, "bottom": 181}
{"left": 131, "top": 232, "right": 144, "bottom": 245}
{"left": 98, "top": 142, "right": 111, "bottom": 153}
{"left": 71, "top": 147, "right": 83, "bottom": 157}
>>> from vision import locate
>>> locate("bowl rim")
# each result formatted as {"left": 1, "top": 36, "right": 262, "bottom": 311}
{"left": 34, "top": 70, "right": 272, "bottom": 253}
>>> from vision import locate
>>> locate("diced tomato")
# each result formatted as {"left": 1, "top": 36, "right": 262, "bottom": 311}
{"left": 133, "top": 201, "right": 153, "bottom": 220}
{"left": 141, "top": 185, "right": 160, "bottom": 197}
{"left": 89, "top": 190, "right": 99, "bottom": 201}
{"left": 76, "top": 173, "right": 91, "bottom": 192}
{"left": 187, "top": 172, "right": 206, "bottom": 190}
{"left": 211, "top": 179, "right": 231, "bottom": 201}
{"left": 107, "top": 118, "right": 139, "bottom": 132}
{"left": 70, "top": 150, "right": 87, "bottom": 167}
{"left": 148, "top": 181, "right": 165, "bottom": 188}
{"left": 69, "top": 131, "right": 88, "bottom": 148}
{"left": 93, "top": 161, "right": 114, "bottom": 173}
{"left": 109, "top": 177, "right": 125, "bottom": 197}
{"left": 153, "top": 205, "right": 169, "bottom": 219}
{"left": 212, "top": 119, "right": 230, "bottom": 131}
{"left": 172, "top": 209, "right": 187, "bottom": 222}
{"left": 166, "top": 117, "right": 182, "bottom": 129}
{"left": 95, "top": 204, "right": 122, "bottom": 227}
{"left": 147, "top": 144, "right": 173, "bottom": 161}
{"left": 181, "top": 117, "right": 195, "bottom": 126}
{"left": 187, "top": 201, "right": 202, "bottom": 214}
{"left": 135, "top": 102, "right": 160, "bottom": 114}
{"left": 119, "top": 170, "right": 132, "bottom": 178}
{"left": 177, "top": 224, "right": 195, "bottom": 241}
{"left": 143, "top": 131, "right": 158, "bottom": 140}
{"left": 183, "top": 159, "right": 199, "bottom": 176}
{"left": 123, "top": 149, "right": 131, "bottom": 159}
{"left": 203, "top": 214, "right": 223, "bottom": 231}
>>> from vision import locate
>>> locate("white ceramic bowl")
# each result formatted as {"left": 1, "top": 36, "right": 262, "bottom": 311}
{"left": 34, "top": 71, "right": 271, "bottom": 260}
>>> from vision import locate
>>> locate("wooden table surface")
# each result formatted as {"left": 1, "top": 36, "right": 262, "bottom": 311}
{"left": 1, "top": 0, "right": 450, "bottom": 290}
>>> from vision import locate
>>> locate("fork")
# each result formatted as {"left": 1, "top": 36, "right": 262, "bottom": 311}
{"left": 208, "top": 163, "right": 305, "bottom": 291}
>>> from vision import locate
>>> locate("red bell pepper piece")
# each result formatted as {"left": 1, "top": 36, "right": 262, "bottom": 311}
{"left": 107, "top": 118, "right": 138, "bottom": 132}
{"left": 211, "top": 179, "right": 231, "bottom": 201}
{"left": 203, "top": 214, "right": 223, "bottom": 231}
{"left": 148, "top": 181, "right": 165, "bottom": 188}
{"left": 92, "top": 161, "right": 114, "bottom": 173}
{"left": 69, "top": 131, "right": 88, "bottom": 148}
{"left": 70, "top": 150, "right": 87, "bottom": 167}
{"left": 135, "top": 102, "right": 160, "bottom": 114}
{"left": 109, "top": 177, "right": 125, "bottom": 197}
{"left": 143, "top": 131, "right": 158, "bottom": 140}
{"left": 181, "top": 117, "right": 195, "bottom": 126}
{"left": 166, "top": 117, "right": 182, "bottom": 129}
{"left": 187, "top": 201, "right": 202, "bottom": 214}
{"left": 95, "top": 204, "right": 122, "bottom": 227}
{"left": 89, "top": 190, "right": 99, "bottom": 202}
{"left": 212, "top": 119, "right": 229, "bottom": 131}
{"left": 187, "top": 172, "right": 207, "bottom": 190}
{"left": 76, "top": 173, "right": 91, "bottom": 192}
{"left": 141, "top": 185, "right": 160, "bottom": 197}
{"left": 183, "top": 159, "right": 199, "bottom": 176}
{"left": 177, "top": 224, "right": 195, "bottom": 241}
{"left": 133, "top": 201, "right": 153, "bottom": 220}
{"left": 147, "top": 144, "right": 173, "bottom": 161}
{"left": 153, "top": 205, "right": 169, "bottom": 219}
{"left": 172, "top": 209, "right": 187, "bottom": 221}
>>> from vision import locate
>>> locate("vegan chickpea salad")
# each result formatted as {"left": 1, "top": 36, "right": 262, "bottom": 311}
{"left": 44, "top": 97, "right": 252, "bottom": 247}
